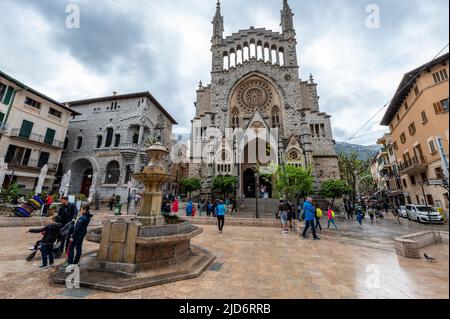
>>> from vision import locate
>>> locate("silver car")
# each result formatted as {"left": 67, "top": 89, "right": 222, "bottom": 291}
{"left": 398, "top": 206, "right": 408, "bottom": 218}
{"left": 405, "top": 204, "right": 444, "bottom": 224}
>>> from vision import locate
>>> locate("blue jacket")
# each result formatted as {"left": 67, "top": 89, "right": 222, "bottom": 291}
{"left": 303, "top": 201, "right": 316, "bottom": 222}
{"left": 215, "top": 204, "right": 226, "bottom": 216}
{"left": 186, "top": 202, "right": 193, "bottom": 214}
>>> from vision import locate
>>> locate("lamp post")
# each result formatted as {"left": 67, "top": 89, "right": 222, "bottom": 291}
{"left": 419, "top": 180, "right": 432, "bottom": 225}
{"left": 253, "top": 166, "right": 259, "bottom": 219}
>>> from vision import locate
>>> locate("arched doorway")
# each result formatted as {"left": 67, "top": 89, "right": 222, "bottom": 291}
{"left": 243, "top": 168, "right": 255, "bottom": 198}
{"left": 80, "top": 168, "right": 93, "bottom": 197}
{"left": 69, "top": 158, "right": 95, "bottom": 195}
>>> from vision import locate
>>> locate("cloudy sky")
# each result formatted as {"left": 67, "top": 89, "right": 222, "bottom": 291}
{"left": 0, "top": 0, "right": 448, "bottom": 145}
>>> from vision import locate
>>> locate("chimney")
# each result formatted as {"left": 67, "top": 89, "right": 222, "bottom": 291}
{"left": 112, "top": 91, "right": 117, "bottom": 96}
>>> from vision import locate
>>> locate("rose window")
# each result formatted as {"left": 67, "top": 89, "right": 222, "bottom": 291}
{"left": 237, "top": 80, "right": 273, "bottom": 114}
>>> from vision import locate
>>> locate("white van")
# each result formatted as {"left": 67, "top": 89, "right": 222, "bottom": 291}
{"left": 405, "top": 204, "right": 444, "bottom": 224}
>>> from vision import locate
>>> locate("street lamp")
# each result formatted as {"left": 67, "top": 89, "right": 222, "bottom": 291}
{"left": 253, "top": 166, "right": 259, "bottom": 219}
{"left": 419, "top": 180, "right": 432, "bottom": 225}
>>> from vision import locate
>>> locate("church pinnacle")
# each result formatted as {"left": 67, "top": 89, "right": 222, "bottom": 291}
{"left": 281, "top": 0, "right": 295, "bottom": 37}
{"left": 212, "top": 0, "right": 224, "bottom": 46}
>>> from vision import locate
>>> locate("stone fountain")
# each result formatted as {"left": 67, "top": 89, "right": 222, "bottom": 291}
{"left": 53, "top": 143, "right": 215, "bottom": 292}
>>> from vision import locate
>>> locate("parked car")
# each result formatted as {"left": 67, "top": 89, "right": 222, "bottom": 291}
{"left": 405, "top": 204, "right": 444, "bottom": 224}
{"left": 398, "top": 206, "right": 408, "bottom": 218}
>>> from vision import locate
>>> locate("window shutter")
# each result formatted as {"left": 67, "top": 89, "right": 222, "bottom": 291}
{"left": 44, "top": 128, "right": 56, "bottom": 145}
{"left": 19, "top": 120, "right": 34, "bottom": 139}
{"left": 2, "top": 87, "right": 14, "bottom": 105}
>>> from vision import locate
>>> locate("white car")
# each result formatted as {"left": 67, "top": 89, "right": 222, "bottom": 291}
{"left": 398, "top": 206, "right": 408, "bottom": 218}
{"left": 405, "top": 204, "right": 444, "bottom": 224}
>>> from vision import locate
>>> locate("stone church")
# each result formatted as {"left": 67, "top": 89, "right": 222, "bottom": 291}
{"left": 189, "top": 0, "right": 340, "bottom": 200}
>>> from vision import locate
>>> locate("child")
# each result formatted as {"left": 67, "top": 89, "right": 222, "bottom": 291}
{"left": 62, "top": 204, "right": 93, "bottom": 268}
{"left": 327, "top": 206, "right": 338, "bottom": 230}
{"left": 27, "top": 215, "right": 62, "bottom": 269}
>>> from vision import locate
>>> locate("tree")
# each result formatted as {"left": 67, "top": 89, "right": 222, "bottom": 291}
{"left": 212, "top": 175, "right": 238, "bottom": 198}
{"left": 180, "top": 178, "right": 201, "bottom": 199}
{"left": 274, "top": 165, "right": 314, "bottom": 204}
{"left": 0, "top": 182, "right": 20, "bottom": 203}
{"left": 320, "top": 179, "right": 352, "bottom": 206}
{"left": 338, "top": 152, "right": 371, "bottom": 207}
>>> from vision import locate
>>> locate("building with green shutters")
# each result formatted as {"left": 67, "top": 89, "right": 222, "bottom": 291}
{"left": 0, "top": 70, "right": 80, "bottom": 192}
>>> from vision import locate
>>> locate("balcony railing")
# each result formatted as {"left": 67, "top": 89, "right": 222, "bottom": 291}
{"left": 6, "top": 159, "right": 58, "bottom": 171}
{"left": 10, "top": 129, "right": 64, "bottom": 149}
{"left": 398, "top": 156, "right": 427, "bottom": 175}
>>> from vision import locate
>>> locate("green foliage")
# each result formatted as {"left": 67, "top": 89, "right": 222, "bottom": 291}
{"left": 180, "top": 178, "right": 202, "bottom": 197}
{"left": 76, "top": 194, "right": 87, "bottom": 202}
{"left": 0, "top": 183, "right": 20, "bottom": 203}
{"left": 320, "top": 179, "right": 352, "bottom": 206}
{"left": 26, "top": 191, "right": 36, "bottom": 201}
{"left": 274, "top": 165, "right": 314, "bottom": 203}
{"left": 212, "top": 175, "right": 238, "bottom": 197}
{"left": 52, "top": 193, "right": 60, "bottom": 202}
{"left": 338, "top": 152, "right": 371, "bottom": 205}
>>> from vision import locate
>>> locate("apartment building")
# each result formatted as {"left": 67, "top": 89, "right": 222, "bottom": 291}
{"left": 380, "top": 53, "right": 449, "bottom": 213}
{"left": 0, "top": 70, "right": 79, "bottom": 192}
{"left": 370, "top": 133, "right": 406, "bottom": 206}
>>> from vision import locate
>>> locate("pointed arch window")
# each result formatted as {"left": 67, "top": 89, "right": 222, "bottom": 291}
{"left": 231, "top": 108, "right": 240, "bottom": 128}
{"left": 271, "top": 106, "right": 281, "bottom": 127}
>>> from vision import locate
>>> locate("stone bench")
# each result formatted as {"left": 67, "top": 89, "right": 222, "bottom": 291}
{"left": 394, "top": 231, "right": 449, "bottom": 259}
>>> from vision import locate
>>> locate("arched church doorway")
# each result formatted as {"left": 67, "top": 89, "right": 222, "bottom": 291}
{"left": 243, "top": 168, "right": 255, "bottom": 198}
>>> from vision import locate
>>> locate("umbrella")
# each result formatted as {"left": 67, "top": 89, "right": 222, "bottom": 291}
{"left": 34, "top": 165, "right": 48, "bottom": 195}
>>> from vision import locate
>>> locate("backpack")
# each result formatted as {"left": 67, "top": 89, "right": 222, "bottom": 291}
{"left": 316, "top": 208, "right": 323, "bottom": 218}
{"left": 332, "top": 211, "right": 336, "bottom": 218}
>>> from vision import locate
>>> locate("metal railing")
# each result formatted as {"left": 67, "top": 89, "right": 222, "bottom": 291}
{"left": 398, "top": 155, "right": 427, "bottom": 172}
{"left": 10, "top": 129, "right": 64, "bottom": 148}
{"left": 6, "top": 159, "right": 58, "bottom": 170}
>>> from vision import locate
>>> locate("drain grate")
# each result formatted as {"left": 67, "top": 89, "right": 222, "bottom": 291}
{"left": 208, "top": 262, "right": 224, "bottom": 272}
{"left": 59, "top": 288, "right": 93, "bottom": 299}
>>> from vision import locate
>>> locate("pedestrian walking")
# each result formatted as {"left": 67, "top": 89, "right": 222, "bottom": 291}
{"left": 171, "top": 197, "right": 179, "bottom": 215}
{"left": 185, "top": 200, "right": 193, "bottom": 216}
{"left": 356, "top": 206, "right": 364, "bottom": 229}
{"left": 279, "top": 200, "right": 289, "bottom": 234}
{"left": 315, "top": 207, "right": 323, "bottom": 231}
{"left": 206, "top": 201, "right": 212, "bottom": 217}
{"left": 61, "top": 204, "right": 93, "bottom": 269}
{"left": 231, "top": 198, "right": 238, "bottom": 215}
{"left": 327, "top": 206, "right": 338, "bottom": 230}
{"left": 368, "top": 207, "right": 376, "bottom": 223}
{"left": 215, "top": 200, "right": 227, "bottom": 233}
{"left": 27, "top": 215, "right": 62, "bottom": 269}
{"left": 301, "top": 197, "right": 320, "bottom": 240}
{"left": 108, "top": 194, "right": 116, "bottom": 211}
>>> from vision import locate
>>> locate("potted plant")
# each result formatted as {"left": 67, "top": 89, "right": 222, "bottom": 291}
{"left": 48, "top": 204, "right": 59, "bottom": 217}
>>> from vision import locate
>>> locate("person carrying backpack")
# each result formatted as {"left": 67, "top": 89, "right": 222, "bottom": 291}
{"left": 315, "top": 207, "right": 323, "bottom": 231}
{"left": 56, "top": 196, "right": 78, "bottom": 257}
{"left": 327, "top": 206, "right": 338, "bottom": 230}
{"left": 27, "top": 215, "right": 62, "bottom": 269}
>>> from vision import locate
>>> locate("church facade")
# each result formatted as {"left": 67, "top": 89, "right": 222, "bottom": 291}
{"left": 189, "top": 0, "right": 340, "bottom": 199}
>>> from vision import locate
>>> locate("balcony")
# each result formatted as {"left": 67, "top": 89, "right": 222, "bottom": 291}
{"left": 119, "top": 143, "right": 146, "bottom": 161}
{"left": 398, "top": 156, "right": 427, "bottom": 175}
{"left": 10, "top": 129, "right": 64, "bottom": 149}
{"left": 6, "top": 159, "right": 58, "bottom": 172}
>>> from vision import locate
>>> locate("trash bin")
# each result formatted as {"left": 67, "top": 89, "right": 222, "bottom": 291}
{"left": 114, "top": 203, "right": 122, "bottom": 215}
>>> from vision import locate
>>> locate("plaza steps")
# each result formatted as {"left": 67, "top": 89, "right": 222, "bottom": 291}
{"left": 235, "top": 198, "right": 280, "bottom": 219}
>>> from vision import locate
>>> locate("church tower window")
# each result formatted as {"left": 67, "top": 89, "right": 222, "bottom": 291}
{"left": 272, "top": 106, "right": 281, "bottom": 127}
{"left": 231, "top": 108, "right": 240, "bottom": 128}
